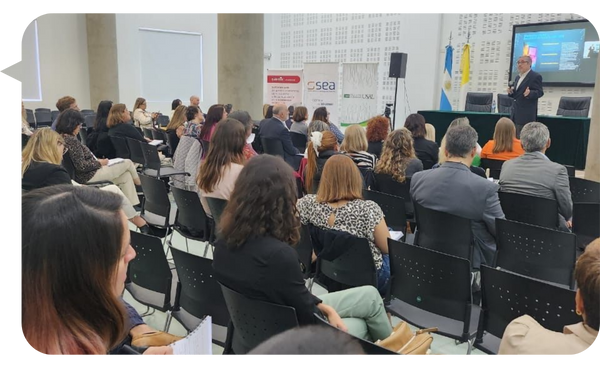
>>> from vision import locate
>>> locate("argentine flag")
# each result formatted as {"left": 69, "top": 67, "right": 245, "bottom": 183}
{"left": 440, "top": 45, "right": 453, "bottom": 111}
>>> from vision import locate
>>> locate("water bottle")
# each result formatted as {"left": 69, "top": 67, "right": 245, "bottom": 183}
{"left": 491, "top": 99, "right": 496, "bottom": 113}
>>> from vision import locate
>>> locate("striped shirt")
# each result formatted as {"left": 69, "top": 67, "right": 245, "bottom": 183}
{"left": 342, "top": 150, "right": 377, "bottom": 169}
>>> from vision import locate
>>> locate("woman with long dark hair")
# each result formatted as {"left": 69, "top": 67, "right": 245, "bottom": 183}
{"left": 311, "top": 107, "right": 344, "bottom": 143}
{"left": 199, "top": 104, "right": 228, "bottom": 142}
{"left": 87, "top": 100, "right": 116, "bottom": 158}
{"left": 214, "top": 155, "right": 394, "bottom": 342}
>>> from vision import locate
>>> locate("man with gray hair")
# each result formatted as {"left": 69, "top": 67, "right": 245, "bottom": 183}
{"left": 258, "top": 103, "right": 302, "bottom": 169}
{"left": 507, "top": 55, "right": 544, "bottom": 137}
{"left": 499, "top": 122, "right": 572, "bottom": 231}
{"left": 411, "top": 125, "right": 505, "bottom": 269}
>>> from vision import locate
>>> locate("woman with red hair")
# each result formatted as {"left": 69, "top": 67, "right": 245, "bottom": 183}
{"left": 366, "top": 116, "right": 390, "bottom": 159}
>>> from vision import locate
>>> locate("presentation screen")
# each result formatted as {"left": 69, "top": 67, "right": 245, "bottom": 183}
{"left": 510, "top": 20, "right": 598, "bottom": 86}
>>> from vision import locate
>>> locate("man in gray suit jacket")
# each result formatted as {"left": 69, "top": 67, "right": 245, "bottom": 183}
{"left": 411, "top": 125, "right": 505, "bottom": 268}
{"left": 499, "top": 122, "right": 572, "bottom": 231}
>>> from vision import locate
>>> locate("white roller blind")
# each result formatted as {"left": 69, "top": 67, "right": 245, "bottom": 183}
{"left": 22, "top": 20, "right": 42, "bottom": 101}
{"left": 139, "top": 28, "right": 203, "bottom": 103}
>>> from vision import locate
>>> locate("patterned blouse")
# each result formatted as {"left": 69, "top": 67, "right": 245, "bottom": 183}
{"left": 62, "top": 134, "right": 101, "bottom": 184}
{"left": 297, "top": 194, "right": 384, "bottom": 269}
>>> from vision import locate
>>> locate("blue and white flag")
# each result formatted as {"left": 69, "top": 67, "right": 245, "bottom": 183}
{"left": 440, "top": 44, "right": 453, "bottom": 111}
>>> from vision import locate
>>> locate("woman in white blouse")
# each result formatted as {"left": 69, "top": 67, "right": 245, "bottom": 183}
{"left": 132, "top": 97, "right": 158, "bottom": 129}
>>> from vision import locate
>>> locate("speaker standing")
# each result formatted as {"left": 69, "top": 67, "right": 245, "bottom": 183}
{"left": 507, "top": 55, "right": 544, "bottom": 138}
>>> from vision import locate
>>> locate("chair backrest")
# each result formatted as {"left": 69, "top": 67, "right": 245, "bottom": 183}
{"left": 495, "top": 218, "right": 576, "bottom": 288}
{"left": 294, "top": 224, "right": 313, "bottom": 279}
{"left": 171, "top": 186, "right": 211, "bottom": 241}
{"left": 477, "top": 265, "right": 580, "bottom": 352}
{"left": 151, "top": 128, "right": 167, "bottom": 142}
{"left": 563, "top": 165, "right": 576, "bottom": 177}
{"left": 61, "top": 152, "right": 76, "bottom": 180}
{"left": 413, "top": 201, "right": 474, "bottom": 261}
{"left": 556, "top": 96, "right": 592, "bottom": 117}
{"left": 139, "top": 174, "right": 171, "bottom": 224}
{"left": 310, "top": 225, "right": 377, "bottom": 290}
{"left": 157, "top": 115, "right": 169, "bottom": 128}
{"left": 126, "top": 231, "right": 173, "bottom": 311}
{"left": 572, "top": 202, "right": 600, "bottom": 248}
{"left": 34, "top": 110, "right": 52, "bottom": 127}
{"left": 480, "top": 158, "right": 505, "bottom": 180}
{"left": 84, "top": 114, "right": 96, "bottom": 129}
{"left": 261, "top": 137, "right": 285, "bottom": 158}
{"left": 569, "top": 177, "right": 600, "bottom": 203}
{"left": 51, "top": 110, "right": 60, "bottom": 121}
{"left": 126, "top": 138, "right": 146, "bottom": 166}
{"left": 373, "top": 173, "right": 413, "bottom": 216}
{"left": 35, "top": 108, "right": 51, "bottom": 113}
{"left": 313, "top": 313, "right": 398, "bottom": 354}
{"left": 290, "top": 132, "right": 307, "bottom": 151}
{"left": 497, "top": 93, "right": 512, "bottom": 114}
{"left": 220, "top": 283, "right": 299, "bottom": 354}
{"left": 142, "top": 127, "right": 154, "bottom": 139}
{"left": 388, "top": 239, "right": 474, "bottom": 337}
{"left": 498, "top": 191, "right": 558, "bottom": 229}
{"left": 206, "top": 197, "right": 228, "bottom": 227}
{"left": 465, "top": 92, "right": 493, "bottom": 112}
{"left": 140, "top": 143, "right": 162, "bottom": 171}
{"left": 26, "top": 109, "right": 36, "bottom": 126}
{"left": 80, "top": 109, "right": 95, "bottom": 116}
{"left": 170, "top": 247, "right": 230, "bottom": 327}
{"left": 362, "top": 189, "right": 407, "bottom": 234}
{"left": 110, "top": 136, "right": 131, "bottom": 159}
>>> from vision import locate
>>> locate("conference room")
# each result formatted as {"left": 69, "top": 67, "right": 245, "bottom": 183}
{"left": 10, "top": 10, "right": 600, "bottom": 358}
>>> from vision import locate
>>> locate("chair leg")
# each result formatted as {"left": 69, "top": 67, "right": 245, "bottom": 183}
{"left": 163, "top": 310, "right": 173, "bottom": 332}
{"left": 466, "top": 338, "right": 474, "bottom": 355}
{"left": 308, "top": 277, "right": 314, "bottom": 292}
{"left": 203, "top": 242, "right": 209, "bottom": 258}
{"left": 185, "top": 238, "right": 189, "bottom": 253}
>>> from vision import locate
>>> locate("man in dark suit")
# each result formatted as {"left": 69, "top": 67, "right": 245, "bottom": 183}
{"left": 258, "top": 103, "right": 302, "bottom": 169}
{"left": 508, "top": 55, "right": 544, "bottom": 138}
{"left": 410, "top": 125, "right": 505, "bottom": 269}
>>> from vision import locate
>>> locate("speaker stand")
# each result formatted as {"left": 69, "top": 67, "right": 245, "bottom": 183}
{"left": 392, "top": 77, "right": 399, "bottom": 130}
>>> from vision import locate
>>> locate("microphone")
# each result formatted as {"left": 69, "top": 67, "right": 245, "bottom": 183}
{"left": 508, "top": 81, "right": 514, "bottom": 88}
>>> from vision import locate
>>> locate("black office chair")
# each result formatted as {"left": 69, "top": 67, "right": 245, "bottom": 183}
{"left": 34, "top": 110, "right": 52, "bottom": 128}
{"left": 290, "top": 132, "right": 307, "bottom": 151}
{"left": 170, "top": 247, "right": 230, "bottom": 346}
{"left": 126, "top": 231, "right": 175, "bottom": 330}
{"left": 110, "top": 136, "right": 131, "bottom": 159}
{"left": 170, "top": 187, "right": 212, "bottom": 257}
{"left": 157, "top": 115, "right": 169, "bottom": 128}
{"left": 294, "top": 224, "right": 314, "bottom": 280}
{"left": 83, "top": 114, "right": 96, "bottom": 129}
{"left": 564, "top": 165, "right": 576, "bottom": 177}
{"left": 387, "top": 239, "right": 479, "bottom": 354}
{"left": 313, "top": 314, "right": 398, "bottom": 354}
{"left": 474, "top": 265, "right": 580, "bottom": 354}
{"left": 142, "top": 127, "right": 154, "bottom": 139}
{"left": 413, "top": 201, "right": 474, "bottom": 262}
{"left": 498, "top": 191, "right": 559, "bottom": 229}
{"left": 51, "top": 110, "right": 60, "bottom": 122}
{"left": 126, "top": 138, "right": 146, "bottom": 168}
{"left": 556, "top": 96, "right": 592, "bottom": 117}
{"left": 372, "top": 173, "right": 413, "bottom": 218}
{"left": 34, "top": 107, "right": 50, "bottom": 113}
{"left": 138, "top": 174, "right": 177, "bottom": 242}
{"left": 206, "top": 197, "right": 228, "bottom": 229}
{"left": 220, "top": 283, "right": 299, "bottom": 354}
{"left": 26, "top": 109, "right": 36, "bottom": 128}
{"left": 464, "top": 92, "right": 493, "bottom": 112}
{"left": 497, "top": 93, "right": 512, "bottom": 114}
{"left": 495, "top": 218, "right": 576, "bottom": 288}
{"left": 362, "top": 189, "right": 407, "bottom": 236}
{"left": 80, "top": 109, "right": 95, "bottom": 116}
{"left": 572, "top": 202, "right": 600, "bottom": 250}
{"left": 140, "top": 143, "right": 190, "bottom": 179}
{"left": 569, "top": 177, "right": 600, "bottom": 203}
{"left": 261, "top": 137, "right": 286, "bottom": 159}
{"left": 480, "top": 158, "right": 505, "bottom": 180}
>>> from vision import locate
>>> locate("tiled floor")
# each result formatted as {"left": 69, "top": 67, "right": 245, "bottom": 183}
{"left": 123, "top": 218, "right": 488, "bottom": 355}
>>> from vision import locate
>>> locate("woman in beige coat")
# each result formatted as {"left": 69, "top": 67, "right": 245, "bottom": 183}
{"left": 499, "top": 238, "right": 599, "bottom": 354}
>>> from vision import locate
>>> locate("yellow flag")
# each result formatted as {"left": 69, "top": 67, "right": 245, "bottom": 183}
{"left": 460, "top": 44, "right": 470, "bottom": 86}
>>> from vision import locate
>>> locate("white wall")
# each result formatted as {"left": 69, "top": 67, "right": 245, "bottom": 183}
{"left": 115, "top": 14, "right": 218, "bottom": 115}
{"left": 264, "top": 13, "right": 442, "bottom": 126}
{"left": 23, "top": 14, "right": 91, "bottom": 110}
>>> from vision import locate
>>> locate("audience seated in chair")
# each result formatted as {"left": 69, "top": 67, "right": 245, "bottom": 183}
{"left": 290, "top": 106, "right": 309, "bottom": 139}
{"left": 56, "top": 109, "right": 142, "bottom": 207}
{"left": 182, "top": 105, "right": 204, "bottom": 140}
{"left": 410, "top": 125, "right": 505, "bottom": 269}
{"left": 480, "top": 117, "right": 525, "bottom": 161}
{"left": 197, "top": 118, "right": 245, "bottom": 217}
{"left": 298, "top": 155, "right": 391, "bottom": 295}
{"left": 132, "top": 97, "right": 158, "bottom": 129}
{"left": 374, "top": 128, "right": 423, "bottom": 186}
{"left": 366, "top": 116, "right": 390, "bottom": 159}
{"left": 229, "top": 110, "right": 258, "bottom": 161}
{"left": 304, "top": 131, "right": 340, "bottom": 194}
{"left": 21, "top": 128, "right": 151, "bottom": 233}
{"left": 312, "top": 107, "right": 344, "bottom": 144}
{"left": 22, "top": 185, "right": 171, "bottom": 355}
{"left": 51, "top": 95, "right": 80, "bottom": 130}
{"left": 258, "top": 103, "right": 301, "bottom": 169}
{"left": 404, "top": 113, "right": 439, "bottom": 170}
{"left": 438, "top": 116, "right": 482, "bottom": 167}
{"left": 165, "top": 105, "right": 187, "bottom": 156}
{"left": 213, "top": 155, "right": 394, "bottom": 342}
{"left": 499, "top": 122, "right": 573, "bottom": 232}
{"left": 249, "top": 325, "right": 365, "bottom": 354}
{"left": 340, "top": 125, "right": 377, "bottom": 170}
{"left": 499, "top": 238, "right": 599, "bottom": 354}
{"left": 108, "top": 103, "right": 151, "bottom": 145}
{"left": 199, "top": 104, "right": 228, "bottom": 143}
{"left": 87, "top": 100, "right": 117, "bottom": 159}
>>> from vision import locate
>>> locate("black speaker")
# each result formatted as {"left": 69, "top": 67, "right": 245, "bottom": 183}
{"left": 389, "top": 53, "right": 408, "bottom": 78}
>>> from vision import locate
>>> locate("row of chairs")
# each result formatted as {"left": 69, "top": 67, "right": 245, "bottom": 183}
{"left": 25, "top": 108, "right": 95, "bottom": 129}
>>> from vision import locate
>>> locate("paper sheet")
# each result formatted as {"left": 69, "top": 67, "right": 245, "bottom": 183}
{"left": 170, "top": 316, "right": 212, "bottom": 355}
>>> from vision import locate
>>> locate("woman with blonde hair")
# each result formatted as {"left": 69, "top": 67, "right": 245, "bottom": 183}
{"left": 340, "top": 124, "right": 377, "bottom": 169}
{"left": 480, "top": 117, "right": 525, "bottom": 161}
{"left": 107, "top": 103, "right": 150, "bottom": 143}
{"left": 304, "top": 130, "right": 339, "bottom": 194}
{"left": 374, "top": 128, "right": 423, "bottom": 184}
{"left": 22, "top": 101, "right": 33, "bottom": 136}
{"left": 425, "top": 123, "right": 436, "bottom": 142}
{"left": 298, "top": 154, "right": 392, "bottom": 293}
{"left": 165, "top": 104, "right": 188, "bottom": 155}
{"left": 438, "top": 117, "right": 482, "bottom": 165}
{"left": 132, "top": 97, "right": 158, "bottom": 129}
